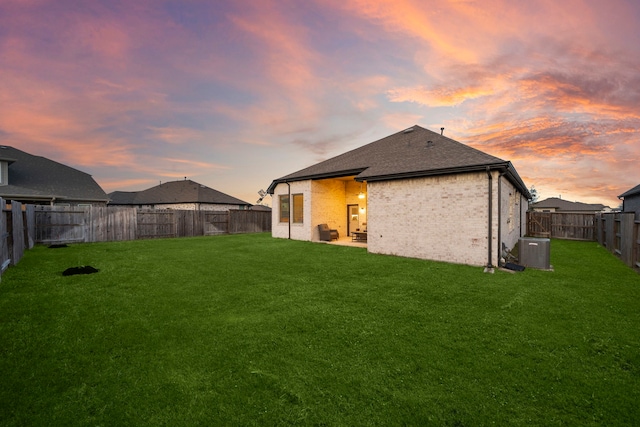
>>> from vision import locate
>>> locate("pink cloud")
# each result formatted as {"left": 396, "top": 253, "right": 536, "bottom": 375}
{"left": 100, "top": 178, "right": 157, "bottom": 193}
{"left": 162, "top": 158, "right": 230, "bottom": 170}
{"left": 226, "top": 2, "right": 324, "bottom": 125}
{"left": 329, "top": 0, "right": 480, "bottom": 62}
{"left": 388, "top": 85, "right": 495, "bottom": 107}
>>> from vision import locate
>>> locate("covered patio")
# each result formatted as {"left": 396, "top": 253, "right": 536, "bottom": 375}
{"left": 321, "top": 235, "right": 367, "bottom": 248}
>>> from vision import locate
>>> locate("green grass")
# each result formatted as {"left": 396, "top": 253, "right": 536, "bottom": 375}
{"left": 0, "top": 233, "right": 638, "bottom": 426}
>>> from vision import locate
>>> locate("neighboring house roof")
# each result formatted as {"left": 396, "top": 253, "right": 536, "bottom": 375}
{"left": 108, "top": 191, "right": 138, "bottom": 205}
{"left": 250, "top": 205, "right": 272, "bottom": 211}
{"left": 0, "top": 145, "right": 108, "bottom": 203}
{"left": 531, "top": 197, "right": 609, "bottom": 212}
{"left": 618, "top": 184, "right": 640, "bottom": 199}
{"left": 108, "top": 179, "right": 251, "bottom": 206}
{"left": 267, "top": 125, "right": 531, "bottom": 198}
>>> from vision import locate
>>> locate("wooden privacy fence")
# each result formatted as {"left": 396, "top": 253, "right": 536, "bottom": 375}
{"left": 527, "top": 212, "right": 596, "bottom": 240}
{"left": 0, "top": 198, "right": 36, "bottom": 274}
{"left": 527, "top": 211, "right": 640, "bottom": 271}
{"left": 34, "top": 206, "right": 271, "bottom": 244}
{"left": 595, "top": 212, "right": 640, "bottom": 271}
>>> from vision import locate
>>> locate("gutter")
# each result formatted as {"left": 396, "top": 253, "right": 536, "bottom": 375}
{"left": 0, "top": 193, "right": 110, "bottom": 204}
{"left": 0, "top": 194, "right": 62, "bottom": 206}
{"left": 501, "top": 162, "right": 531, "bottom": 200}
{"left": 267, "top": 168, "right": 367, "bottom": 194}
{"left": 0, "top": 194, "right": 55, "bottom": 203}
{"left": 360, "top": 162, "right": 510, "bottom": 182}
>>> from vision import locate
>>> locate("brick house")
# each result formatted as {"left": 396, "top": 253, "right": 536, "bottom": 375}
{"left": 109, "top": 179, "right": 251, "bottom": 211}
{"left": 266, "top": 125, "right": 531, "bottom": 268}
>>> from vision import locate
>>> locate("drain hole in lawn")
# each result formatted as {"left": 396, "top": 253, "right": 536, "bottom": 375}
{"left": 63, "top": 266, "right": 99, "bottom": 276}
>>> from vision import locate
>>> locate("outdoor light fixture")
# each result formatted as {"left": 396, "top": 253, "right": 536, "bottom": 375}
{"left": 358, "top": 182, "right": 365, "bottom": 199}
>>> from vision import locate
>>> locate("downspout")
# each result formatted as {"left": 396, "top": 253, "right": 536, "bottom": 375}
{"left": 486, "top": 168, "right": 493, "bottom": 270}
{"left": 286, "top": 181, "right": 291, "bottom": 239}
{"left": 497, "top": 171, "right": 507, "bottom": 267}
{"left": 521, "top": 194, "right": 526, "bottom": 238}
{"left": 518, "top": 194, "right": 523, "bottom": 239}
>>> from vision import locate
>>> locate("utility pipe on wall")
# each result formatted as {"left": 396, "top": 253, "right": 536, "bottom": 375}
{"left": 497, "top": 171, "right": 507, "bottom": 267}
{"left": 486, "top": 168, "right": 493, "bottom": 270}
{"left": 286, "top": 181, "right": 291, "bottom": 239}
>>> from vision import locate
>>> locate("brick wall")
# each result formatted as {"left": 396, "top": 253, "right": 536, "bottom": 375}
{"left": 310, "top": 180, "right": 347, "bottom": 240}
{"left": 367, "top": 172, "right": 497, "bottom": 266}
{"left": 271, "top": 180, "right": 313, "bottom": 240}
{"left": 499, "top": 177, "right": 525, "bottom": 255}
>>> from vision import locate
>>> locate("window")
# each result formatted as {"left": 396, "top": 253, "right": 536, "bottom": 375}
{"left": 279, "top": 195, "right": 289, "bottom": 223}
{"left": 292, "top": 194, "right": 303, "bottom": 223}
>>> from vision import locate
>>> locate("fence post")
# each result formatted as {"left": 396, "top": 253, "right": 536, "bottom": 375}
{"left": 605, "top": 213, "right": 615, "bottom": 250}
{"left": 11, "top": 201, "right": 24, "bottom": 266}
{"left": 24, "top": 204, "right": 35, "bottom": 249}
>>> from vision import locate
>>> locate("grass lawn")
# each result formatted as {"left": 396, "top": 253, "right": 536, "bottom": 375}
{"left": 0, "top": 233, "right": 638, "bottom": 426}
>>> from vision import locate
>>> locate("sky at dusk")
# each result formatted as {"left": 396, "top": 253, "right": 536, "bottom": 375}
{"left": 1, "top": 0, "right": 639, "bottom": 207}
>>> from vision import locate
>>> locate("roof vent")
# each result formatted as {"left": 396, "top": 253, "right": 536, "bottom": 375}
{"left": 403, "top": 127, "right": 415, "bottom": 134}
{"left": 426, "top": 140, "right": 434, "bottom": 147}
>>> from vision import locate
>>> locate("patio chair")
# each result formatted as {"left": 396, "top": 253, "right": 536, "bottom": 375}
{"left": 318, "top": 224, "right": 339, "bottom": 241}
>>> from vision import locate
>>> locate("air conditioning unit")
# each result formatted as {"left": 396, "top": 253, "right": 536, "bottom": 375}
{"left": 518, "top": 237, "right": 551, "bottom": 270}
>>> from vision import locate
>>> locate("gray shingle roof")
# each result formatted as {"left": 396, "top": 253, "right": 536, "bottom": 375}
{"left": 531, "top": 197, "right": 609, "bottom": 211}
{"left": 268, "top": 125, "right": 530, "bottom": 197}
{"left": 108, "top": 191, "right": 138, "bottom": 205}
{"left": 0, "top": 146, "right": 108, "bottom": 203}
{"left": 619, "top": 184, "right": 640, "bottom": 198}
{"left": 108, "top": 179, "right": 251, "bottom": 206}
